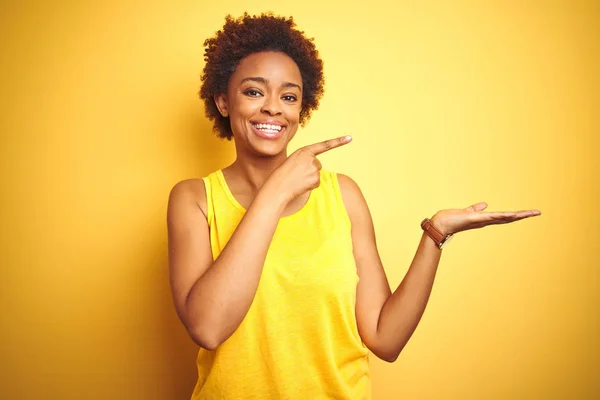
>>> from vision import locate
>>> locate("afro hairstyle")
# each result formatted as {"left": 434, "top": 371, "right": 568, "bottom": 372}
{"left": 199, "top": 12, "right": 325, "bottom": 140}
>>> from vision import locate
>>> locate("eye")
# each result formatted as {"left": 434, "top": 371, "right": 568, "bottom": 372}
{"left": 282, "top": 95, "right": 298, "bottom": 102}
{"left": 244, "top": 89, "right": 263, "bottom": 97}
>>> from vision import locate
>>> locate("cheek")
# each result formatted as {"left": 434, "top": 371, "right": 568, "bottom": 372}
{"left": 232, "top": 98, "right": 261, "bottom": 117}
{"left": 287, "top": 105, "right": 302, "bottom": 123}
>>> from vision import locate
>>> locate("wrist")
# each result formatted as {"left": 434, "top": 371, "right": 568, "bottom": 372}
{"left": 421, "top": 216, "right": 454, "bottom": 250}
{"left": 430, "top": 213, "right": 450, "bottom": 236}
{"left": 255, "top": 184, "right": 289, "bottom": 215}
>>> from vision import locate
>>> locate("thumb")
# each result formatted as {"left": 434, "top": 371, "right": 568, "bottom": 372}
{"left": 466, "top": 202, "right": 488, "bottom": 212}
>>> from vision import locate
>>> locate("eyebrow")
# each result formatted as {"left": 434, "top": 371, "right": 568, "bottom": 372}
{"left": 240, "top": 77, "right": 302, "bottom": 91}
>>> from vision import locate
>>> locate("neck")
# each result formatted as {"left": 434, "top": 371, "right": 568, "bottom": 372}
{"left": 227, "top": 148, "right": 288, "bottom": 192}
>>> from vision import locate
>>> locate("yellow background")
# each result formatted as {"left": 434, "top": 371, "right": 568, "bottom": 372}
{"left": 1, "top": 1, "right": 598, "bottom": 399}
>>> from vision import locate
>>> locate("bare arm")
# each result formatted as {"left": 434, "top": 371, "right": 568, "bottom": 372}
{"left": 339, "top": 174, "right": 540, "bottom": 362}
{"left": 371, "top": 233, "right": 442, "bottom": 362}
{"left": 168, "top": 136, "right": 352, "bottom": 350}
{"left": 167, "top": 180, "right": 284, "bottom": 350}
{"left": 338, "top": 174, "right": 438, "bottom": 362}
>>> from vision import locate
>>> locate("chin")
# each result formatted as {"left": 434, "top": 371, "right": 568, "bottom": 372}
{"left": 250, "top": 132, "right": 295, "bottom": 157}
{"left": 251, "top": 141, "right": 287, "bottom": 157}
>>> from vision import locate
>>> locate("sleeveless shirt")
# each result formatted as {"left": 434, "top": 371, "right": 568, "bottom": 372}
{"left": 191, "top": 169, "right": 371, "bottom": 399}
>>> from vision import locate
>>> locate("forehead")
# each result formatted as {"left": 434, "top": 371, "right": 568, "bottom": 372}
{"left": 230, "top": 51, "right": 302, "bottom": 87}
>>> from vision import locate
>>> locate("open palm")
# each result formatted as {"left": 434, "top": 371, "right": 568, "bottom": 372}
{"left": 432, "top": 202, "right": 541, "bottom": 236}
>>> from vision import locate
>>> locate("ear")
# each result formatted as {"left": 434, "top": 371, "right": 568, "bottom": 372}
{"left": 214, "top": 94, "right": 229, "bottom": 117}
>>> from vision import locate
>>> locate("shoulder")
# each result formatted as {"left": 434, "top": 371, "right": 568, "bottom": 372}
{"left": 331, "top": 172, "right": 370, "bottom": 220}
{"left": 335, "top": 173, "right": 362, "bottom": 196}
{"left": 168, "top": 178, "right": 208, "bottom": 219}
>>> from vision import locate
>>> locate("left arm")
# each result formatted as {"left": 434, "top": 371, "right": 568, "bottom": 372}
{"left": 338, "top": 174, "right": 540, "bottom": 363}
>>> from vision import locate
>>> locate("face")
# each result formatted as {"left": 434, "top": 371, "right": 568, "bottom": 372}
{"left": 215, "top": 51, "right": 303, "bottom": 157}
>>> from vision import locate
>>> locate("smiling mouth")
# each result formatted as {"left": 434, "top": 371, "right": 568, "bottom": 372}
{"left": 252, "top": 123, "right": 284, "bottom": 134}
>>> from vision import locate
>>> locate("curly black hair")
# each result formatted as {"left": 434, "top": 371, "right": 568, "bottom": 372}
{"left": 199, "top": 13, "right": 325, "bottom": 140}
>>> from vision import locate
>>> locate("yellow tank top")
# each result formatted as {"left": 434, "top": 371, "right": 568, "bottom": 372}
{"left": 191, "top": 169, "right": 371, "bottom": 399}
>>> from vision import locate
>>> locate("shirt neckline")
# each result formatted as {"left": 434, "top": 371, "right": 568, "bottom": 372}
{"left": 216, "top": 169, "right": 315, "bottom": 222}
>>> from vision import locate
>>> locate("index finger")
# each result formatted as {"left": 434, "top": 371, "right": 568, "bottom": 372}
{"left": 304, "top": 135, "right": 352, "bottom": 156}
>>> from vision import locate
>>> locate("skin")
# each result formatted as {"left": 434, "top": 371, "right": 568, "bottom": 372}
{"left": 167, "top": 51, "right": 541, "bottom": 359}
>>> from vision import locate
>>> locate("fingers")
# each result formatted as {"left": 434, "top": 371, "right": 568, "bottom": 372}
{"left": 485, "top": 213, "right": 519, "bottom": 224}
{"left": 304, "top": 135, "right": 352, "bottom": 156}
{"left": 472, "top": 210, "right": 541, "bottom": 226}
{"left": 487, "top": 210, "right": 541, "bottom": 220}
{"left": 518, "top": 209, "right": 542, "bottom": 217}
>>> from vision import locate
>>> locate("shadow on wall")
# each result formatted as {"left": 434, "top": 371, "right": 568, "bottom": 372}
{"left": 148, "top": 107, "right": 234, "bottom": 399}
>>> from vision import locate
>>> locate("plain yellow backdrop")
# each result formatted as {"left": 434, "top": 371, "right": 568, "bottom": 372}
{"left": 1, "top": 0, "right": 598, "bottom": 399}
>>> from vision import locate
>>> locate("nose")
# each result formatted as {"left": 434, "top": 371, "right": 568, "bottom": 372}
{"left": 260, "top": 95, "right": 282, "bottom": 116}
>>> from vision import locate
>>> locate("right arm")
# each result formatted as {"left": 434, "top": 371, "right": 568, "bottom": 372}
{"left": 167, "top": 136, "right": 351, "bottom": 350}
{"left": 167, "top": 180, "right": 285, "bottom": 350}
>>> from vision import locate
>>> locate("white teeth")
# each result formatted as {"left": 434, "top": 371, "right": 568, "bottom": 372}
{"left": 254, "top": 123, "right": 283, "bottom": 132}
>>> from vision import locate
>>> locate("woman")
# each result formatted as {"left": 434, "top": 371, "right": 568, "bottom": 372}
{"left": 167, "top": 13, "right": 540, "bottom": 399}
